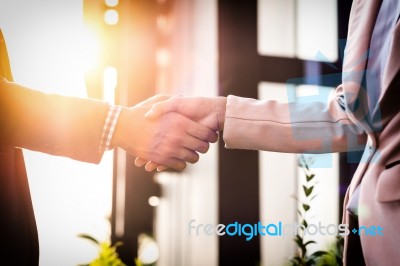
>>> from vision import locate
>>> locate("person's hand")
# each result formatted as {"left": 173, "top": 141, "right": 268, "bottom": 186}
{"left": 129, "top": 94, "right": 182, "bottom": 171}
{"left": 133, "top": 94, "right": 172, "bottom": 108}
{"left": 145, "top": 96, "right": 227, "bottom": 131}
{"left": 111, "top": 101, "right": 218, "bottom": 171}
{"left": 134, "top": 96, "right": 227, "bottom": 171}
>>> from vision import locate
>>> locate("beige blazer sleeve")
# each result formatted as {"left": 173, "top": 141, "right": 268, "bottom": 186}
{"left": 223, "top": 87, "right": 368, "bottom": 154}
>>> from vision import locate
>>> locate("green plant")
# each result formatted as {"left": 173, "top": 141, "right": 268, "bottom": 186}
{"left": 78, "top": 233, "right": 158, "bottom": 266}
{"left": 289, "top": 155, "right": 343, "bottom": 266}
{"left": 77, "top": 233, "right": 126, "bottom": 266}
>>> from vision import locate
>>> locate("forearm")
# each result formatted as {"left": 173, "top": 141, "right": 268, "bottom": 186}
{"left": 0, "top": 79, "right": 109, "bottom": 163}
{"left": 222, "top": 95, "right": 367, "bottom": 153}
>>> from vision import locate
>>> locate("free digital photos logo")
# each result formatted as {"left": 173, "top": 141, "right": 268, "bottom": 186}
{"left": 188, "top": 219, "right": 383, "bottom": 241}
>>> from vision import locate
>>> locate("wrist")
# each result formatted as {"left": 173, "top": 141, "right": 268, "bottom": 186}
{"left": 216, "top": 97, "right": 227, "bottom": 131}
{"left": 110, "top": 106, "right": 129, "bottom": 149}
{"left": 111, "top": 106, "right": 147, "bottom": 154}
{"left": 99, "top": 105, "right": 122, "bottom": 154}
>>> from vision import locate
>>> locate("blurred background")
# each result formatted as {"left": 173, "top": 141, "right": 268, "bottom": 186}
{"left": 0, "top": 0, "right": 361, "bottom": 265}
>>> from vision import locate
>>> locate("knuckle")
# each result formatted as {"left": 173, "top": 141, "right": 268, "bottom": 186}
{"left": 205, "top": 130, "right": 217, "bottom": 142}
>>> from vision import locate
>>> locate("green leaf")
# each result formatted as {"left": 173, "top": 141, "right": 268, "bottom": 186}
{"left": 304, "top": 240, "right": 316, "bottom": 247}
{"left": 306, "top": 173, "right": 315, "bottom": 182}
{"left": 309, "top": 250, "right": 329, "bottom": 259}
{"left": 335, "top": 254, "right": 344, "bottom": 266}
{"left": 114, "top": 241, "right": 124, "bottom": 248}
{"left": 301, "top": 219, "right": 308, "bottom": 228}
{"left": 290, "top": 256, "right": 303, "bottom": 266}
{"left": 135, "top": 258, "right": 143, "bottom": 266}
{"left": 303, "top": 185, "right": 314, "bottom": 197}
{"left": 77, "top": 233, "right": 100, "bottom": 245}
{"left": 305, "top": 258, "right": 316, "bottom": 266}
{"left": 303, "top": 204, "right": 310, "bottom": 212}
{"left": 294, "top": 235, "right": 303, "bottom": 247}
{"left": 294, "top": 235, "right": 307, "bottom": 258}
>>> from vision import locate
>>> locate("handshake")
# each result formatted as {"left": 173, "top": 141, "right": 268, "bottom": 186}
{"left": 111, "top": 95, "right": 228, "bottom": 172}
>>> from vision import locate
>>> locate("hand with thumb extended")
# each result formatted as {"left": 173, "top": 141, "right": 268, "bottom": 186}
{"left": 136, "top": 95, "right": 227, "bottom": 172}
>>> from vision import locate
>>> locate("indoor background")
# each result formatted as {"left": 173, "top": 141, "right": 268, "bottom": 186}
{"left": 0, "top": 0, "right": 359, "bottom": 265}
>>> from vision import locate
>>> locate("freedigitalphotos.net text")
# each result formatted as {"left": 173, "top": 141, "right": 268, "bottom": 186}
{"left": 188, "top": 219, "right": 383, "bottom": 241}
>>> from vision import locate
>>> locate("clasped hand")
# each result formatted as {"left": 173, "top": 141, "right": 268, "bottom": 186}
{"left": 115, "top": 95, "right": 226, "bottom": 172}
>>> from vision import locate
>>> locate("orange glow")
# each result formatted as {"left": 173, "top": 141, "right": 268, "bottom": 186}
{"left": 103, "top": 66, "right": 118, "bottom": 103}
{"left": 157, "top": 15, "right": 172, "bottom": 35}
{"left": 156, "top": 48, "right": 170, "bottom": 67}
{"left": 79, "top": 26, "right": 101, "bottom": 72}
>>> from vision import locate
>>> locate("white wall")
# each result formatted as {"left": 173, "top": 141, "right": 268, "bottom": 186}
{"left": 153, "top": 1, "right": 219, "bottom": 266}
{"left": 258, "top": 83, "right": 339, "bottom": 266}
{"left": 258, "top": 0, "right": 338, "bottom": 61}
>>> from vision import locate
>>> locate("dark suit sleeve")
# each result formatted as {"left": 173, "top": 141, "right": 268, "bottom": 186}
{"left": 0, "top": 78, "right": 109, "bottom": 164}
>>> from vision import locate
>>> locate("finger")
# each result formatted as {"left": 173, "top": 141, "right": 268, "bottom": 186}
{"left": 138, "top": 156, "right": 183, "bottom": 171}
{"left": 177, "top": 132, "right": 210, "bottom": 154}
{"left": 136, "top": 150, "right": 191, "bottom": 171}
{"left": 186, "top": 119, "right": 218, "bottom": 143}
{"left": 180, "top": 148, "right": 200, "bottom": 164}
{"left": 165, "top": 146, "right": 200, "bottom": 164}
{"left": 145, "top": 97, "right": 180, "bottom": 119}
{"left": 196, "top": 141, "right": 210, "bottom": 154}
{"left": 144, "top": 104, "right": 165, "bottom": 119}
{"left": 138, "top": 158, "right": 169, "bottom": 172}
{"left": 157, "top": 165, "right": 169, "bottom": 172}
{"left": 153, "top": 156, "right": 187, "bottom": 171}
{"left": 145, "top": 161, "right": 159, "bottom": 172}
{"left": 135, "top": 94, "right": 172, "bottom": 108}
{"left": 135, "top": 157, "right": 148, "bottom": 167}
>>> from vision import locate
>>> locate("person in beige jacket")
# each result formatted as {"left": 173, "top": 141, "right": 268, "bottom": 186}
{"left": 141, "top": 0, "right": 400, "bottom": 265}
